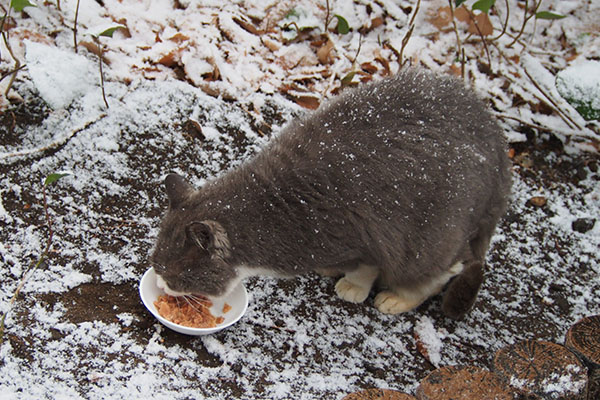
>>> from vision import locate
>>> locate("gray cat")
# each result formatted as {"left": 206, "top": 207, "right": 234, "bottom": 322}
{"left": 150, "top": 69, "right": 511, "bottom": 319}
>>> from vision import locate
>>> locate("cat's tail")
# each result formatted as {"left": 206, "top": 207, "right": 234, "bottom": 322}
{"left": 441, "top": 261, "right": 484, "bottom": 320}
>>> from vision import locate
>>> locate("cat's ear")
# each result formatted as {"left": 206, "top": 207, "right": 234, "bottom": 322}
{"left": 165, "top": 173, "right": 194, "bottom": 209}
{"left": 186, "top": 220, "right": 230, "bottom": 259}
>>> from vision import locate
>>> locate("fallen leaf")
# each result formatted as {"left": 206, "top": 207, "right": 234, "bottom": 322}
{"left": 360, "top": 62, "right": 378, "bottom": 74}
{"left": 468, "top": 12, "right": 493, "bottom": 36}
{"left": 157, "top": 50, "right": 180, "bottom": 67}
{"left": 168, "top": 32, "right": 189, "bottom": 43}
{"left": 294, "top": 96, "right": 320, "bottom": 109}
{"left": 449, "top": 63, "right": 462, "bottom": 76}
{"left": 370, "top": 16, "right": 384, "bottom": 30}
{"left": 429, "top": 6, "right": 453, "bottom": 30}
{"left": 454, "top": 5, "right": 471, "bottom": 23}
{"left": 233, "top": 16, "right": 261, "bottom": 35}
{"left": 317, "top": 39, "right": 335, "bottom": 65}
{"left": 374, "top": 56, "right": 391, "bottom": 76}
{"left": 262, "top": 37, "right": 281, "bottom": 52}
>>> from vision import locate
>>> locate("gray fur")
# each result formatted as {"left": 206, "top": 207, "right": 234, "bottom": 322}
{"left": 150, "top": 69, "right": 511, "bottom": 316}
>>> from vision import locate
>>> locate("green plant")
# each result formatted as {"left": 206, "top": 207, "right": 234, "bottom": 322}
{"left": 0, "top": 172, "right": 71, "bottom": 350}
{"left": 1, "top": 0, "right": 36, "bottom": 95}
{"left": 90, "top": 25, "right": 125, "bottom": 108}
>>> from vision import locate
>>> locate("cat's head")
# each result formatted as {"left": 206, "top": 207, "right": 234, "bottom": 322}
{"left": 149, "top": 174, "right": 238, "bottom": 298}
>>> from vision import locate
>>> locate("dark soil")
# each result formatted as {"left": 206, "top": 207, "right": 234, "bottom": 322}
{"left": 1, "top": 88, "right": 599, "bottom": 398}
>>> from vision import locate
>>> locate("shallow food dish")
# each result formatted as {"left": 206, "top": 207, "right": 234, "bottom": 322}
{"left": 139, "top": 267, "right": 248, "bottom": 335}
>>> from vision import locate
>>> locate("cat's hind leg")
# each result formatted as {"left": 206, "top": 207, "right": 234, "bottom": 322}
{"left": 441, "top": 261, "right": 484, "bottom": 319}
{"left": 335, "top": 264, "right": 379, "bottom": 303}
{"left": 375, "top": 262, "right": 465, "bottom": 314}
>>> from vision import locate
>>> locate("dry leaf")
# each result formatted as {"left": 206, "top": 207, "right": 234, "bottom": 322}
{"left": 448, "top": 63, "right": 462, "bottom": 76}
{"left": 294, "top": 96, "right": 320, "bottom": 109}
{"left": 468, "top": 13, "right": 493, "bottom": 36}
{"left": 262, "top": 37, "right": 281, "bottom": 52}
{"left": 360, "top": 62, "right": 378, "bottom": 75}
{"left": 374, "top": 56, "right": 391, "bottom": 76}
{"left": 370, "top": 16, "right": 384, "bottom": 30}
{"left": 317, "top": 39, "right": 335, "bottom": 65}
{"left": 233, "top": 16, "right": 261, "bottom": 35}
{"left": 454, "top": 6, "right": 471, "bottom": 23}
{"left": 168, "top": 32, "right": 189, "bottom": 43}
{"left": 157, "top": 50, "right": 180, "bottom": 67}
{"left": 429, "top": 6, "right": 453, "bottom": 30}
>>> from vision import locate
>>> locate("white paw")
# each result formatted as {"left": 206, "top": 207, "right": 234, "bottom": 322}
{"left": 335, "top": 277, "right": 370, "bottom": 303}
{"left": 374, "top": 291, "right": 421, "bottom": 315}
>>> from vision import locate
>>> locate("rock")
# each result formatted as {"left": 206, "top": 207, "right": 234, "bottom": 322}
{"left": 572, "top": 218, "right": 596, "bottom": 233}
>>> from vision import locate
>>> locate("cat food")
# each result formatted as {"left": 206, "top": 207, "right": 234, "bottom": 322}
{"left": 154, "top": 294, "right": 230, "bottom": 328}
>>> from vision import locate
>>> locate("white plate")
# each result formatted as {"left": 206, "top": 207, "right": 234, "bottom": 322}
{"left": 139, "top": 267, "right": 248, "bottom": 335}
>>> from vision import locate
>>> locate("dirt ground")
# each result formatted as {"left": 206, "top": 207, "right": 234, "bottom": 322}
{"left": 1, "top": 85, "right": 599, "bottom": 398}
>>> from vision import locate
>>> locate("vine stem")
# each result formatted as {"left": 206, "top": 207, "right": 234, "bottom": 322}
{"left": 74, "top": 0, "right": 81, "bottom": 52}
{"left": 448, "top": 0, "right": 463, "bottom": 63}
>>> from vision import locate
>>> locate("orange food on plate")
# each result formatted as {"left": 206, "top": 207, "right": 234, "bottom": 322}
{"left": 154, "top": 294, "right": 231, "bottom": 328}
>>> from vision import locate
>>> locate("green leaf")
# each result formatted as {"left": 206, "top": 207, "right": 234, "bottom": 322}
{"left": 334, "top": 15, "right": 350, "bottom": 35}
{"left": 10, "top": 0, "right": 37, "bottom": 12}
{"left": 285, "top": 8, "right": 299, "bottom": 19}
{"left": 472, "top": 0, "right": 496, "bottom": 14}
{"left": 341, "top": 71, "right": 357, "bottom": 86}
{"left": 535, "top": 11, "right": 566, "bottom": 20}
{"left": 44, "top": 173, "right": 70, "bottom": 187}
{"left": 455, "top": 0, "right": 468, "bottom": 7}
{"left": 96, "top": 25, "right": 126, "bottom": 38}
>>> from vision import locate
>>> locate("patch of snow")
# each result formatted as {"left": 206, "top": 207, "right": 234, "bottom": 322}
{"left": 25, "top": 40, "right": 98, "bottom": 110}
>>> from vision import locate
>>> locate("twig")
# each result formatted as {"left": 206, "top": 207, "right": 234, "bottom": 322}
{"left": 491, "top": 0, "right": 510, "bottom": 41}
{"left": 324, "top": 0, "right": 331, "bottom": 32}
{"left": 522, "top": 66, "right": 582, "bottom": 131}
{"left": 398, "top": 0, "right": 420, "bottom": 68}
{"left": 497, "top": 113, "right": 598, "bottom": 141}
{"left": 466, "top": 9, "right": 492, "bottom": 71}
{"left": 448, "top": 0, "right": 462, "bottom": 60}
{"left": 398, "top": 24, "right": 414, "bottom": 68}
{"left": 91, "top": 36, "right": 110, "bottom": 108}
{"left": 349, "top": 33, "right": 363, "bottom": 65}
{"left": 73, "top": 0, "right": 81, "bottom": 52}
{"left": 508, "top": 0, "right": 543, "bottom": 48}
{"left": 0, "top": 113, "right": 107, "bottom": 160}
{"left": 0, "top": 64, "right": 26, "bottom": 83}
{"left": 1, "top": 5, "right": 23, "bottom": 96}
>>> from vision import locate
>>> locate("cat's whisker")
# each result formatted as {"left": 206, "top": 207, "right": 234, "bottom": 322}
{"left": 186, "top": 295, "right": 211, "bottom": 308}
{"left": 181, "top": 295, "right": 206, "bottom": 314}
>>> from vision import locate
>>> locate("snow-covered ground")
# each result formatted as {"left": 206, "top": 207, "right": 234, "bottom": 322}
{"left": 0, "top": 0, "right": 599, "bottom": 398}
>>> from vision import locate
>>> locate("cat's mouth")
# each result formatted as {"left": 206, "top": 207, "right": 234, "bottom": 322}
{"left": 155, "top": 274, "right": 192, "bottom": 297}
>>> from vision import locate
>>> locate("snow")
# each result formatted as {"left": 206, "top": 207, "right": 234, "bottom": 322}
{"left": 1, "top": 0, "right": 599, "bottom": 399}
{"left": 555, "top": 60, "right": 600, "bottom": 118}
{"left": 414, "top": 316, "right": 445, "bottom": 368}
{"left": 24, "top": 40, "right": 98, "bottom": 110}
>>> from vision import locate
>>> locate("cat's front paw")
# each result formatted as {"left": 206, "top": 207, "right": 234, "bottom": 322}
{"left": 374, "top": 291, "right": 421, "bottom": 315}
{"left": 335, "top": 277, "right": 370, "bottom": 303}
